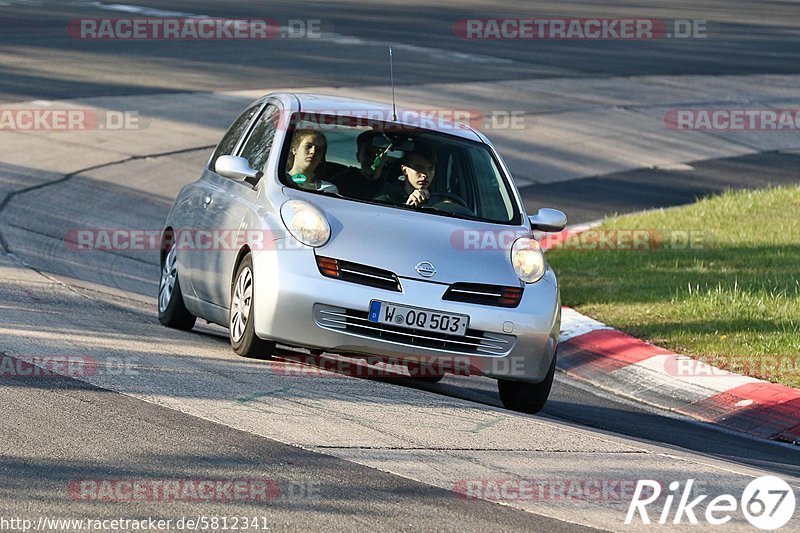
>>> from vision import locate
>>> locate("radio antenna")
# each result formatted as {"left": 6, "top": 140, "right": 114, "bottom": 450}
{"left": 389, "top": 46, "right": 397, "bottom": 121}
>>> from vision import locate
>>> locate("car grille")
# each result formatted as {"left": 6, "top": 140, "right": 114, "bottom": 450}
{"left": 443, "top": 283, "right": 523, "bottom": 308}
{"left": 316, "top": 256, "right": 402, "bottom": 292}
{"left": 314, "top": 305, "right": 514, "bottom": 355}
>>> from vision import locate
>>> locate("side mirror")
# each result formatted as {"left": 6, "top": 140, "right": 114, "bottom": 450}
{"left": 529, "top": 208, "right": 567, "bottom": 233}
{"left": 215, "top": 155, "right": 262, "bottom": 185}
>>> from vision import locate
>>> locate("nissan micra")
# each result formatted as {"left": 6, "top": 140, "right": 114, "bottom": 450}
{"left": 158, "top": 92, "right": 566, "bottom": 414}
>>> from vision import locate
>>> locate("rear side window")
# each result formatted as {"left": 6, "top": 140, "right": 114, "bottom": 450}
{"left": 209, "top": 103, "right": 262, "bottom": 170}
{"left": 239, "top": 104, "right": 281, "bottom": 172}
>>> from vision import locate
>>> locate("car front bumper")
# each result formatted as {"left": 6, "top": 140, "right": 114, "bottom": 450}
{"left": 251, "top": 245, "right": 560, "bottom": 383}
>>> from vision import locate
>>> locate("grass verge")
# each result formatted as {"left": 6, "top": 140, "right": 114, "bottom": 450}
{"left": 547, "top": 185, "right": 800, "bottom": 388}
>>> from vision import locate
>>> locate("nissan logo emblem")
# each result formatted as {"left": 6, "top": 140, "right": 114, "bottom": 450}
{"left": 415, "top": 261, "right": 437, "bottom": 278}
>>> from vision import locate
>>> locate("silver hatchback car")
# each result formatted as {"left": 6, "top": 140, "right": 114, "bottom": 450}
{"left": 158, "top": 92, "right": 566, "bottom": 413}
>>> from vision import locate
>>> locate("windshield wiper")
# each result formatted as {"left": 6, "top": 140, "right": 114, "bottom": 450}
{"left": 412, "top": 204, "right": 481, "bottom": 222}
{"left": 316, "top": 188, "right": 347, "bottom": 199}
{"left": 361, "top": 198, "right": 485, "bottom": 222}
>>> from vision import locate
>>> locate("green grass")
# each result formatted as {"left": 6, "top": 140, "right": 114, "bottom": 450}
{"left": 547, "top": 185, "right": 800, "bottom": 388}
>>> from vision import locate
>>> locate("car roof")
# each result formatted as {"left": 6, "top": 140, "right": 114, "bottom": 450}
{"left": 279, "top": 92, "right": 485, "bottom": 142}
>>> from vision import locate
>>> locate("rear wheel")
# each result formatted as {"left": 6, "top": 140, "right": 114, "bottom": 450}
{"left": 230, "top": 254, "right": 275, "bottom": 359}
{"left": 497, "top": 351, "right": 556, "bottom": 414}
{"left": 158, "top": 242, "right": 196, "bottom": 330}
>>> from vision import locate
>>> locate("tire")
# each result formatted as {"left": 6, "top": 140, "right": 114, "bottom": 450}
{"left": 229, "top": 254, "right": 275, "bottom": 359}
{"left": 158, "top": 241, "right": 197, "bottom": 330}
{"left": 497, "top": 350, "right": 557, "bottom": 414}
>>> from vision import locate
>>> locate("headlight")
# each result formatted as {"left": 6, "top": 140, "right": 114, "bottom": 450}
{"left": 511, "top": 237, "right": 546, "bottom": 283}
{"left": 280, "top": 200, "right": 330, "bottom": 247}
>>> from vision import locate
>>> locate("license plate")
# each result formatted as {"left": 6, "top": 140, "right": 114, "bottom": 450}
{"left": 368, "top": 301, "right": 469, "bottom": 336}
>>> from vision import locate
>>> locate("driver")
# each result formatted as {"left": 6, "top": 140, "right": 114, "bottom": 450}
{"left": 373, "top": 141, "right": 435, "bottom": 207}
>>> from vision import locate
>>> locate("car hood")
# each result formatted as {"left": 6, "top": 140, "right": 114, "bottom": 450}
{"left": 286, "top": 191, "right": 530, "bottom": 286}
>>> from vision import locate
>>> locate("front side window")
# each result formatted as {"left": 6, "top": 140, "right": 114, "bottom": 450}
{"left": 209, "top": 103, "right": 262, "bottom": 170}
{"left": 278, "top": 113, "right": 521, "bottom": 224}
{"left": 239, "top": 104, "right": 281, "bottom": 173}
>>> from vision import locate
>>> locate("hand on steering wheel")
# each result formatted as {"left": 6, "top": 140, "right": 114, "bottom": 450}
{"left": 427, "top": 192, "right": 470, "bottom": 210}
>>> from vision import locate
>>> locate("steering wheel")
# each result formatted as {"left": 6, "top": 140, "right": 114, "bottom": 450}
{"left": 428, "top": 192, "right": 470, "bottom": 210}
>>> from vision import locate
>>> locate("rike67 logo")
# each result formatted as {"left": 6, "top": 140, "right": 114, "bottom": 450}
{"left": 626, "top": 476, "right": 796, "bottom": 530}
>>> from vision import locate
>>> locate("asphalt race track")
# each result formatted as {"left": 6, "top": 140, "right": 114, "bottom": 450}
{"left": 0, "top": 1, "right": 798, "bottom": 531}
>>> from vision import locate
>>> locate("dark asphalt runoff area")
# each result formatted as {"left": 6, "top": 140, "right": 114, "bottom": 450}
{"left": 1, "top": 0, "right": 799, "bottom": 531}
{"left": 1, "top": 0, "right": 799, "bottom": 103}
{"left": 525, "top": 150, "right": 800, "bottom": 224}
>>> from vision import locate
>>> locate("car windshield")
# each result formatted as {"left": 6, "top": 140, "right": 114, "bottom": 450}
{"left": 278, "top": 112, "right": 521, "bottom": 224}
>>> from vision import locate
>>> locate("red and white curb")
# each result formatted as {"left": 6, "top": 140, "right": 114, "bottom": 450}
{"left": 557, "top": 307, "right": 800, "bottom": 444}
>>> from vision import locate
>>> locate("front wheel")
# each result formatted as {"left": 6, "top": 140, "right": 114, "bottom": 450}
{"left": 497, "top": 351, "right": 556, "bottom": 414}
{"left": 158, "top": 241, "right": 197, "bottom": 330}
{"left": 230, "top": 254, "right": 275, "bottom": 359}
